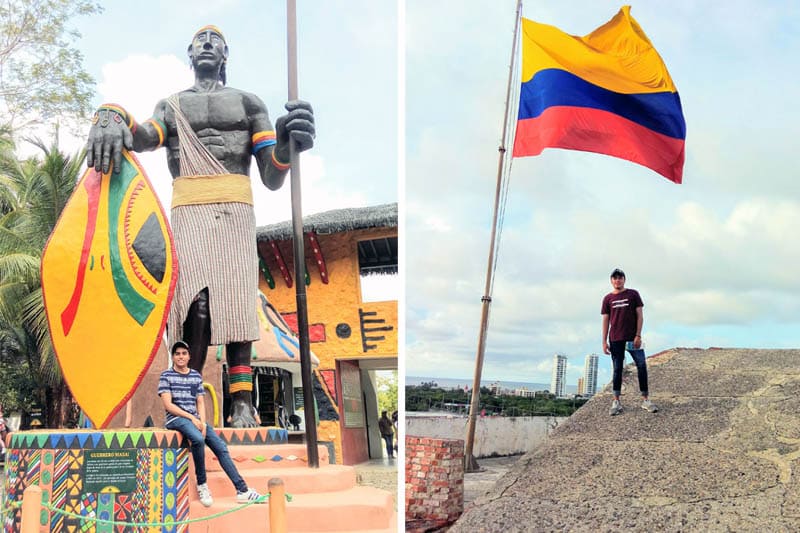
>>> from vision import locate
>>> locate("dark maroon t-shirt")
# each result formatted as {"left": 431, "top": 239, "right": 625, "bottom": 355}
{"left": 601, "top": 288, "right": 643, "bottom": 342}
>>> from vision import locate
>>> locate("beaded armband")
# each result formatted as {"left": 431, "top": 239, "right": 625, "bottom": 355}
{"left": 144, "top": 118, "right": 167, "bottom": 148}
{"left": 251, "top": 130, "right": 277, "bottom": 154}
{"left": 271, "top": 150, "right": 291, "bottom": 171}
{"left": 92, "top": 103, "right": 137, "bottom": 134}
{"left": 228, "top": 365, "right": 253, "bottom": 394}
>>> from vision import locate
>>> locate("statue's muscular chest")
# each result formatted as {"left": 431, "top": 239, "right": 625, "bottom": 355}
{"left": 172, "top": 91, "right": 249, "bottom": 133}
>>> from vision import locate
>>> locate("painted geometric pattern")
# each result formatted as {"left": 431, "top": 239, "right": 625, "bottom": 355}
{"left": 2, "top": 449, "right": 22, "bottom": 532}
{"left": 131, "top": 449, "right": 151, "bottom": 530}
{"left": 40, "top": 449, "right": 55, "bottom": 532}
{"left": 149, "top": 449, "right": 163, "bottom": 528}
{"left": 63, "top": 449, "right": 85, "bottom": 532}
{"left": 3, "top": 441, "right": 189, "bottom": 533}
{"left": 50, "top": 449, "right": 71, "bottom": 531}
{"left": 112, "top": 494, "right": 133, "bottom": 533}
{"left": 213, "top": 427, "right": 288, "bottom": 445}
{"left": 95, "top": 492, "right": 114, "bottom": 533}
{"left": 10, "top": 430, "right": 184, "bottom": 450}
{"left": 79, "top": 493, "right": 97, "bottom": 532}
{"left": 175, "top": 449, "right": 189, "bottom": 533}
{"left": 161, "top": 449, "right": 178, "bottom": 533}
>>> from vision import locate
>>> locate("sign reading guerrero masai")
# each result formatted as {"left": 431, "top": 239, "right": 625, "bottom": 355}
{"left": 83, "top": 449, "right": 138, "bottom": 493}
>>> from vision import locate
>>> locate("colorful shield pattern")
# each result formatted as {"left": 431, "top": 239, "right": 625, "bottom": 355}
{"left": 42, "top": 150, "right": 177, "bottom": 428}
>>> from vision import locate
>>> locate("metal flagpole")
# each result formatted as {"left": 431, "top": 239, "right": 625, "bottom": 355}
{"left": 463, "top": 0, "right": 523, "bottom": 472}
{"left": 286, "top": 0, "right": 319, "bottom": 468}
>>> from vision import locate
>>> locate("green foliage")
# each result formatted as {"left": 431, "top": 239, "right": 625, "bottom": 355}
{"left": 0, "top": 1, "right": 102, "bottom": 129}
{"left": 405, "top": 385, "right": 589, "bottom": 417}
{"left": 376, "top": 372, "right": 397, "bottom": 414}
{"left": 0, "top": 131, "right": 83, "bottom": 425}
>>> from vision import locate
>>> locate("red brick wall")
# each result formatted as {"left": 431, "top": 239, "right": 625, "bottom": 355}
{"left": 405, "top": 436, "right": 464, "bottom": 530}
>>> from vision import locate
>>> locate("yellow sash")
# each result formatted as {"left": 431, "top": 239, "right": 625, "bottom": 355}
{"left": 171, "top": 174, "right": 253, "bottom": 208}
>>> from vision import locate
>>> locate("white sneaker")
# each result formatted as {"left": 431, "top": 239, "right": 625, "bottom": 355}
{"left": 197, "top": 483, "right": 213, "bottom": 507}
{"left": 642, "top": 399, "right": 659, "bottom": 413}
{"left": 237, "top": 487, "right": 264, "bottom": 504}
{"left": 609, "top": 399, "right": 623, "bottom": 416}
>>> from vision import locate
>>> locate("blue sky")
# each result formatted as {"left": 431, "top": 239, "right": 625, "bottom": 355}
{"left": 405, "top": 1, "right": 800, "bottom": 390}
{"left": 61, "top": 1, "right": 398, "bottom": 225}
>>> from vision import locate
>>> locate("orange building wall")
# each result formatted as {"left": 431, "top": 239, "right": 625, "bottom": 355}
{"left": 258, "top": 227, "right": 398, "bottom": 463}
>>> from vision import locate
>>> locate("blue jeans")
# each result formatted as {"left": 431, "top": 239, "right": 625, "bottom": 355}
{"left": 382, "top": 434, "right": 394, "bottom": 457}
{"left": 609, "top": 340, "right": 648, "bottom": 397}
{"left": 166, "top": 417, "right": 247, "bottom": 492}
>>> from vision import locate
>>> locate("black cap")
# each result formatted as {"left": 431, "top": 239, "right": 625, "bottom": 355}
{"left": 610, "top": 268, "right": 625, "bottom": 278}
{"left": 171, "top": 340, "right": 190, "bottom": 355}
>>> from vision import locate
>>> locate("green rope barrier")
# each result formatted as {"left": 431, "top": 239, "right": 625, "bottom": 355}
{"left": 1, "top": 492, "right": 292, "bottom": 528}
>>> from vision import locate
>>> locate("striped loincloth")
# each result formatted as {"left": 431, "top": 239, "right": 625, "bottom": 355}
{"left": 168, "top": 201, "right": 260, "bottom": 346}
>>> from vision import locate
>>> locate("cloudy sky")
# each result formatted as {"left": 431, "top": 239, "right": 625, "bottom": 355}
{"left": 61, "top": 1, "right": 398, "bottom": 226}
{"left": 405, "top": 1, "right": 800, "bottom": 390}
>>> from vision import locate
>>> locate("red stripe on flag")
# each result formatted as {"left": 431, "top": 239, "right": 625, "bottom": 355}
{"left": 513, "top": 106, "right": 685, "bottom": 184}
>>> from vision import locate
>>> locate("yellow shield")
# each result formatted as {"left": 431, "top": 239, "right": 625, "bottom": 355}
{"left": 42, "top": 150, "right": 177, "bottom": 428}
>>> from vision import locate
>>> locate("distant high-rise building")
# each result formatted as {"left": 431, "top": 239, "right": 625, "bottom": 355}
{"left": 577, "top": 377, "right": 585, "bottom": 396}
{"left": 583, "top": 353, "right": 599, "bottom": 397}
{"left": 550, "top": 354, "right": 568, "bottom": 398}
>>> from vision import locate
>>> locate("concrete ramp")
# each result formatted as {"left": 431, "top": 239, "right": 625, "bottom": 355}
{"left": 451, "top": 348, "right": 800, "bottom": 532}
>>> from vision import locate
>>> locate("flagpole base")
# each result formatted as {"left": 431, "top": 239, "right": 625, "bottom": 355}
{"left": 464, "top": 453, "right": 481, "bottom": 473}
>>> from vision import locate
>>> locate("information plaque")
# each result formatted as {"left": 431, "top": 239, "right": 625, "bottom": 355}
{"left": 83, "top": 449, "right": 138, "bottom": 493}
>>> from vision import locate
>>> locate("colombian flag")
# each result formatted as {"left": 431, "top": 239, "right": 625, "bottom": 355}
{"left": 513, "top": 6, "right": 686, "bottom": 183}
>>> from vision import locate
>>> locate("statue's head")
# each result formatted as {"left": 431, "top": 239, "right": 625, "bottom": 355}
{"left": 188, "top": 25, "right": 229, "bottom": 85}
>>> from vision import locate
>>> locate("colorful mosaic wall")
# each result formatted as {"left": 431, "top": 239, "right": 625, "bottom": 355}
{"left": 2, "top": 430, "right": 188, "bottom": 533}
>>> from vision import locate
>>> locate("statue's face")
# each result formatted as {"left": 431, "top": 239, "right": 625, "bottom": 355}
{"left": 189, "top": 29, "right": 228, "bottom": 69}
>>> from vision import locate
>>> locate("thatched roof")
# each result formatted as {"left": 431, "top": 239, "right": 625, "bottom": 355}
{"left": 256, "top": 203, "right": 397, "bottom": 242}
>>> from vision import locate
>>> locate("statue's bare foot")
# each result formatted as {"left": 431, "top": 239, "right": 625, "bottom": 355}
{"left": 229, "top": 398, "right": 257, "bottom": 428}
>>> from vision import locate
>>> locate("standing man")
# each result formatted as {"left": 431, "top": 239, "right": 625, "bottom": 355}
{"left": 601, "top": 268, "right": 658, "bottom": 415}
{"left": 86, "top": 25, "right": 315, "bottom": 428}
{"left": 378, "top": 411, "right": 394, "bottom": 458}
{"left": 159, "top": 341, "right": 262, "bottom": 506}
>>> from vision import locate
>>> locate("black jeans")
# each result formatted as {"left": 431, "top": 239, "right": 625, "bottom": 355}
{"left": 609, "top": 340, "right": 648, "bottom": 397}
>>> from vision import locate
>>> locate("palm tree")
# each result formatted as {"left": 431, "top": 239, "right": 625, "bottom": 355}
{"left": 0, "top": 131, "right": 84, "bottom": 427}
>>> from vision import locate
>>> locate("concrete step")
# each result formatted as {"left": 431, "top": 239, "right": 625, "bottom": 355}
{"left": 201, "top": 444, "right": 331, "bottom": 472}
{"left": 188, "top": 486, "right": 395, "bottom": 532}
{"left": 192, "top": 465, "right": 357, "bottom": 496}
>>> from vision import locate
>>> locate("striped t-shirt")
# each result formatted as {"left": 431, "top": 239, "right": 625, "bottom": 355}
{"left": 158, "top": 368, "right": 204, "bottom": 425}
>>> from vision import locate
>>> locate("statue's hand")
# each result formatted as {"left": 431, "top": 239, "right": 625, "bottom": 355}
{"left": 85, "top": 107, "right": 134, "bottom": 174}
{"left": 275, "top": 100, "right": 315, "bottom": 153}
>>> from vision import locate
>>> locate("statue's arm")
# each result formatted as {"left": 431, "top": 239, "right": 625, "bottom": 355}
{"left": 132, "top": 100, "right": 169, "bottom": 153}
{"left": 246, "top": 93, "right": 315, "bottom": 190}
{"left": 85, "top": 100, "right": 169, "bottom": 174}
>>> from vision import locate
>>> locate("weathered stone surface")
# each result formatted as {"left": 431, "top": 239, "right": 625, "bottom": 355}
{"left": 450, "top": 348, "right": 800, "bottom": 532}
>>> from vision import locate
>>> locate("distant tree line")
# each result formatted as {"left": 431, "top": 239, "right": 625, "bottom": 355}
{"left": 406, "top": 383, "right": 589, "bottom": 417}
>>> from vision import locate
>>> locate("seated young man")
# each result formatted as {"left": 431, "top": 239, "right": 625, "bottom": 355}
{"left": 158, "top": 341, "right": 262, "bottom": 506}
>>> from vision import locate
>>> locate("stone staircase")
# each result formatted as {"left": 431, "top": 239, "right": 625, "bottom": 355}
{"left": 186, "top": 432, "right": 396, "bottom": 532}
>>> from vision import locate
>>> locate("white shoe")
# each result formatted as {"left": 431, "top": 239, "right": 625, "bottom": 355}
{"left": 237, "top": 487, "right": 264, "bottom": 503}
{"left": 642, "top": 399, "right": 659, "bottom": 413}
{"left": 609, "top": 399, "right": 622, "bottom": 416}
{"left": 197, "top": 483, "right": 213, "bottom": 507}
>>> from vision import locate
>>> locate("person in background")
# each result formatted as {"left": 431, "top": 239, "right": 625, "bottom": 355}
{"left": 378, "top": 410, "right": 394, "bottom": 459}
{"left": 391, "top": 410, "right": 398, "bottom": 453}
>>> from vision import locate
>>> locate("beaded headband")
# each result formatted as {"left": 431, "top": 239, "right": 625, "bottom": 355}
{"left": 193, "top": 25, "right": 226, "bottom": 44}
